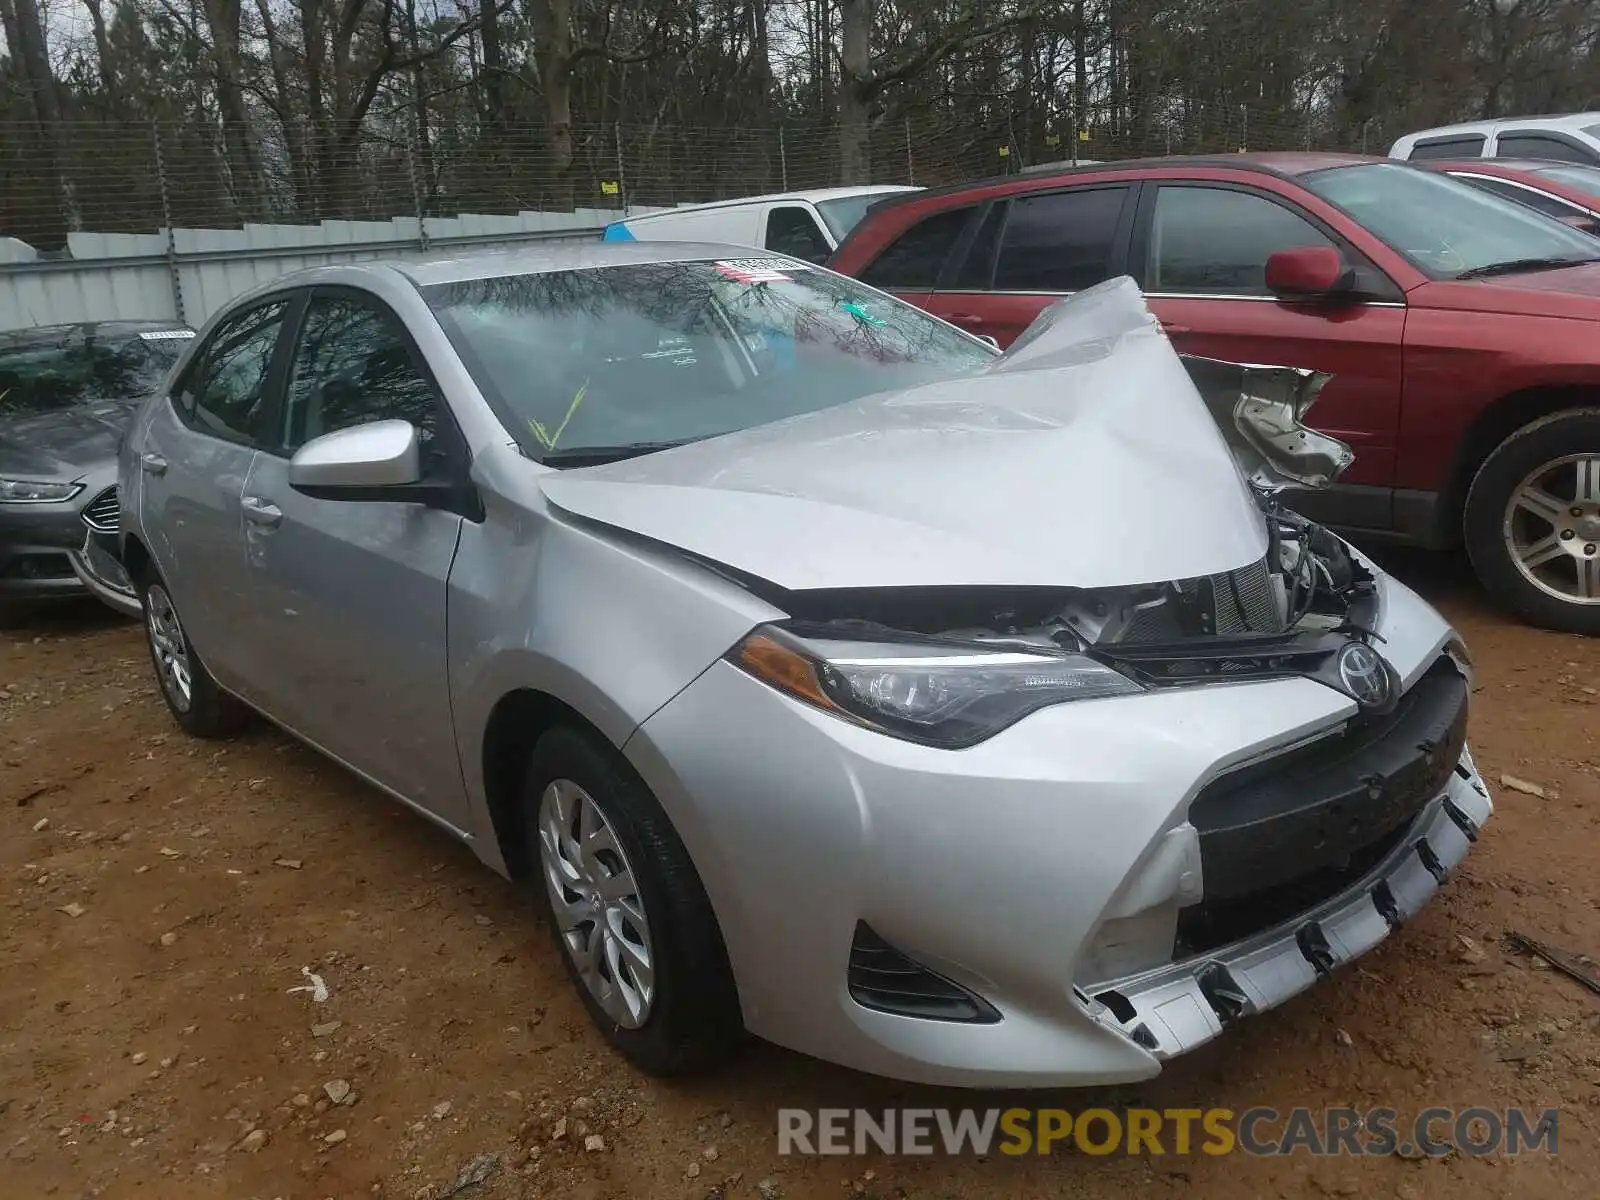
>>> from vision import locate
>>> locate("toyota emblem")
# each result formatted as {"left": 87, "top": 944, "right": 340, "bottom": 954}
{"left": 1336, "top": 640, "right": 1392, "bottom": 709}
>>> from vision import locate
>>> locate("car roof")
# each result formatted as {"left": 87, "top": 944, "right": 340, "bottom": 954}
{"left": 1398, "top": 112, "right": 1600, "bottom": 140}
{"left": 0, "top": 319, "right": 192, "bottom": 348}
{"left": 1426, "top": 158, "right": 1600, "bottom": 175}
{"left": 617, "top": 185, "right": 920, "bottom": 224}
{"left": 392, "top": 239, "right": 808, "bottom": 287}
{"left": 853, "top": 152, "right": 1382, "bottom": 217}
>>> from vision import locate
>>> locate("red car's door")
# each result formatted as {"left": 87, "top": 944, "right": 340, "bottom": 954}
{"left": 922, "top": 184, "right": 1138, "bottom": 347}
{"left": 1132, "top": 182, "right": 1408, "bottom": 511}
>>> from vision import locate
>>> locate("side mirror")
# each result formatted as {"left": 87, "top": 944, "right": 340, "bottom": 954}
{"left": 1265, "top": 246, "right": 1356, "bottom": 301}
{"left": 289, "top": 419, "right": 421, "bottom": 499}
{"left": 1556, "top": 212, "right": 1600, "bottom": 237}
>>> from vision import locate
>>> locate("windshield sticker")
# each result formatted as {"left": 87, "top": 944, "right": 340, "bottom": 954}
{"left": 528, "top": 378, "right": 589, "bottom": 450}
{"left": 714, "top": 259, "right": 798, "bottom": 284}
{"left": 138, "top": 330, "right": 196, "bottom": 340}
{"left": 841, "top": 301, "right": 886, "bottom": 327}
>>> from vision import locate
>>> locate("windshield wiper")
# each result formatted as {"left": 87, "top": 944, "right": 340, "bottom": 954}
{"left": 537, "top": 439, "right": 700, "bottom": 467}
{"left": 1454, "top": 255, "right": 1600, "bottom": 280}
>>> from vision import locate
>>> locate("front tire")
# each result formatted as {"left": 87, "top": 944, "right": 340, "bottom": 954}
{"left": 137, "top": 572, "right": 250, "bottom": 737}
{"left": 524, "top": 725, "right": 741, "bottom": 1075}
{"left": 1464, "top": 408, "right": 1600, "bottom": 635}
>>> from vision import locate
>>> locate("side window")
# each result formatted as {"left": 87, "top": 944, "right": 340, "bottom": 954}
{"left": 1407, "top": 134, "right": 1487, "bottom": 161}
{"left": 1494, "top": 133, "right": 1598, "bottom": 165}
{"left": 1147, "top": 186, "right": 1335, "bottom": 296}
{"left": 1463, "top": 177, "right": 1581, "bottom": 219}
{"left": 992, "top": 187, "right": 1129, "bottom": 292}
{"left": 765, "top": 207, "right": 831, "bottom": 263}
{"left": 859, "top": 206, "right": 974, "bottom": 290}
{"left": 183, "top": 300, "right": 289, "bottom": 443}
{"left": 951, "top": 204, "right": 1006, "bottom": 290}
{"left": 280, "top": 294, "right": 442, "bottom": 466}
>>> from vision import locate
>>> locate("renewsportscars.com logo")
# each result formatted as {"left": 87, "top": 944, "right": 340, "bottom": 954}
{"left": 777, "top": 1106, "right": 1560, "bottom": 1157}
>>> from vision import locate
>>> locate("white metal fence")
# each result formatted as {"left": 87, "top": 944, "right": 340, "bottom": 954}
{"left": 0, "top": 206, "right": 661, "bottom": 331}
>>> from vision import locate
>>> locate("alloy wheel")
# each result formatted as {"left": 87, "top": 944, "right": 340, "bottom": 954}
{"left": 145, "top": 583, "right": 194, "bottom": 712}
{"left": 537, "top": 778, "right": 656, "bottom": 1029}
{"left": 1501, "top": 452, "right": 1600, "bottom": 606}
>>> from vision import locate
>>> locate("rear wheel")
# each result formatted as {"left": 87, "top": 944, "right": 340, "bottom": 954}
{"left": 137, "top": 573, "right": 250, "bottom": 737}
{"left": 1464, "top": 408, "right": 1600, "bottom": 635}
{"left": 524, "top": 725, "right": 741, "bottom": 1075}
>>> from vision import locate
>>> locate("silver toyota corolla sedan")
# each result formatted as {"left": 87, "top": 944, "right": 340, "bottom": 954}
{"left": 110, "top": 244, "right": 1492, "bottom": 1087}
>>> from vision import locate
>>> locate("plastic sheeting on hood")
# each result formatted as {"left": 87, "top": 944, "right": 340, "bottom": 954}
{"left": 538, "top": 277, "right": 1272, "bottom": 593}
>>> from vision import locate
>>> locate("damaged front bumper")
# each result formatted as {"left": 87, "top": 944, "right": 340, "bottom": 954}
{"left": 626, "top": 561, "right": 1492, "bottom": 1089}
{"left": 1081, "top": 754, "right": 1491, "bottom": 1059}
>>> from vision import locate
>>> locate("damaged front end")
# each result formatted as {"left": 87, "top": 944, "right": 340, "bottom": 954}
{"left": 710, "top": 287, "right": 1489, "bottom": 1065}
{"left": 753, "top": 349, "right": 1387, "bottom": 721}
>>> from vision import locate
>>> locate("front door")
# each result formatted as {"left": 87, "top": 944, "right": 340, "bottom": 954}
{"left": 1133, "top": 183, "right": 1408, "bottom": 526}
{"left": 139, "top": 297, "right": 293, "bottom": 698}
{"left": 237, "top": 288, "right": 471, "bottom": 824}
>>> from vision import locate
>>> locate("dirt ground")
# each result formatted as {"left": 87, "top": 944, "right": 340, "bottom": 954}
{"left": 3, "top": 549, "right": 1599, "bottom": 1200}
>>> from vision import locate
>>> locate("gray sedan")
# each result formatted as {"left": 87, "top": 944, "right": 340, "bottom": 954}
{"left": 0, "top": 321, "right": 193, "bottom": 612}
{"left": 111, "top": 246, "right": 1489, "bottom": 1087}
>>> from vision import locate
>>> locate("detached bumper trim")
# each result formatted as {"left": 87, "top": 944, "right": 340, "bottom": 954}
{"left": 68, "top": 533, "right": 141, "bottom": 618}
{"left": 1083, "top": 751, "right": 1491, "bottom": 1059}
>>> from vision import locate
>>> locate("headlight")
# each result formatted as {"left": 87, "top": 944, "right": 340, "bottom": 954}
{"left": 0, "top": 478, "right": 83, "bottom": 503}
{"left": 728, "top": 625, "right": 1143, "bottom": 748}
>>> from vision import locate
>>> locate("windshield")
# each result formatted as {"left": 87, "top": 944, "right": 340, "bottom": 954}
{"left": 0, "top": 330, "right": 190, "bottom": 419}
{"left": 1302, "top": 162, "right": 1600, "bottom": 278}
{"left": 816, "top": 194, "right": 902, "bottom": 241}
{"left": 423, "top": 258, "right": 992, "bottom": 464}
{"left": 1532, "top": 164, "right": 1600, "bottom": 203}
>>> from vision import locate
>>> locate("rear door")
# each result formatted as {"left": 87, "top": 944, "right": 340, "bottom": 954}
{"left": 233, "top": 286, "right": 471, "bottom": 823}
{"left": 923, "top": 184, "right": 1138, "bottom": 347}
{"left": 1132, "top": 182, "right": 1408, "bottom": 519}
{"left": 139, "top": 296, "right": 295, "bottom": 699}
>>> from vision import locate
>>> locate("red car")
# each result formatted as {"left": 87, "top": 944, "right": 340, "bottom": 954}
{"left": 829, "top": 153, "right": 1600, "bottom": 634}
{"left": 1418, "top": 158, "right": 1600, "bottom": 236}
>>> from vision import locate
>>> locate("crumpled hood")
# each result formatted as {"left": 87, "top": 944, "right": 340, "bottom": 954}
{"left": 0, "top": 398, "right": 136, "bottom": 480}
{"left": 538, "top": 278, "right": 1270, "bottom": 592}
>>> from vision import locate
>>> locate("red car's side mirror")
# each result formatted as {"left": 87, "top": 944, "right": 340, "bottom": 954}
{"left": 1265, "top": 246, "right": 1356, "bottom": 300}
{"left": 1556, "top": 212, "right": 1600, "bottom": 237}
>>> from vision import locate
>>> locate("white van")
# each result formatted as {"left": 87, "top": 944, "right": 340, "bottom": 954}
{"left": 600, "top": 185, "right": 920, "bottom": 262}
{"left": 1390, "top": 112, "right": 1600, "bottom": 165}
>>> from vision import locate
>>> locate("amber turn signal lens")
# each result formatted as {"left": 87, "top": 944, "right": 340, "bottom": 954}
{"left": 737, "top": 633, "right": 841, "bottom": 713}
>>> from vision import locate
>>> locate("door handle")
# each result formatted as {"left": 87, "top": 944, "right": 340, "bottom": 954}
{"left": 240, "top": 496, "right": 282, "bottom": 528}
{"left": 950, "top": 313, "right": 988, "bottom": 326}
{"left": 1159, "top": 321, "right": 1192, "bottom": 335}
{"left": 140, "top": 452, "right": 168, "bottom": 476}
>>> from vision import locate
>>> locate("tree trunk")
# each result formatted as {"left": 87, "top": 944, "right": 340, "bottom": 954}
{"left": 8, "top": 0, "right": 78, "bottom": 250}
{"left": 1073, "top": 0, "right": 1089, "bottom": 148}
{"left": 480, "top": 0, "right": 505, "bottom": 129}
{"left": 529, "top": 0, "right": 576, "bottom": 209}
{"left": 303, "top": 0, "right": 334, "bottom": 218}
{"left": 838, "top": 0, "right": 872, "bottom": 184}
{"left": 201, "top": 0, "right": 265, "bottom": 220}
{"left": 0, "top": 0, "right": 21, "bottom": 66}
{"left": 81, "top": 0, "right": 119, "bottom": 104}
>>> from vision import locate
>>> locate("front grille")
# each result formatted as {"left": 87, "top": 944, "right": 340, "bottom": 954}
{"left": 847, "top": 923, "right": 1000, "bottom": 1023}
{"left": 1177, "top": 657, "right": 1468, "bottom": 948}
{"left": 81, "top": 486, "right": 119, "bottom": 534}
